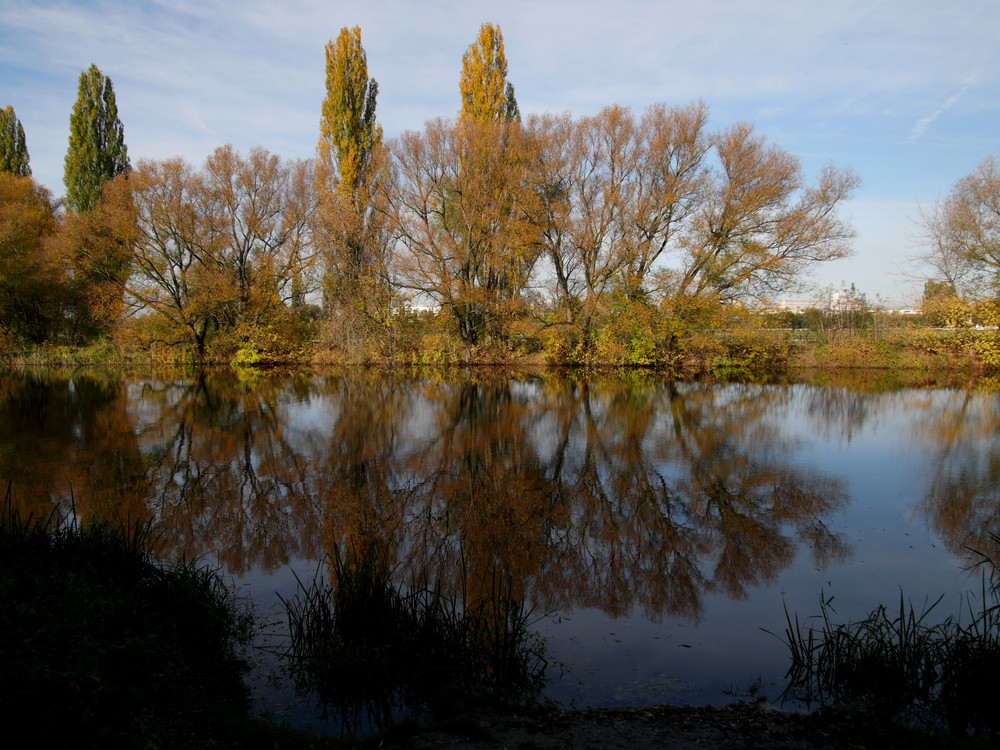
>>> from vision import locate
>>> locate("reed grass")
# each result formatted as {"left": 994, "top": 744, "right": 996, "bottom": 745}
{"left": 771, "top": 537, "right": 1000, "bottom": 736}
{"left": 281, "top": 543, "right": 547, "bottom": 730}
{"left": 0, "top": 493, "right": 256, "bottom": 749}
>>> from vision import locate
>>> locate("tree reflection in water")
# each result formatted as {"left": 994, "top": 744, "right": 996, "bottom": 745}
{"left": 910, "top": 389, "right": 1000, "bottom": 562}
{"left": 11, "top": 367, "right": 1000, "bottom": 716}
{"left": 0, "top": 368, "right": 853, "bottom": 623}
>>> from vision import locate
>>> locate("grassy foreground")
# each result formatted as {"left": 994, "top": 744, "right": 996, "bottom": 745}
{"left": 772, "top": 539, "right": 1000, "bottom": 738}
{"left": 0, "top": 500, "right": 350, "bottom": 750}
{"left": 282, "top": 543, "right": 547, "bottom": 731}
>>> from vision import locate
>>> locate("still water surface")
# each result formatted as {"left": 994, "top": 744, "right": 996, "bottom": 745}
{"left": 2, "top": 368, "right": 997, "bottom": 728}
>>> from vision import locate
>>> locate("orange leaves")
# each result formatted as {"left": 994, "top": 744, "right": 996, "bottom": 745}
{"left": 388, "top": 116, "right": 545, "bottom": 349}
{"left": 124, "top": 147, "right": 317, "bottom": 355}
{"left": 0, "top": 174, "right": 65, "bottom": 342}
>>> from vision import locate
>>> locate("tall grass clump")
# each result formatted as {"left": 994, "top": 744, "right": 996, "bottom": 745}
{"left": 0, "top": 496, "right": 255, "bottom": 749}
{"left": 281, "top": 543, "right": 547, "bottom": 731}
{"left": 772, "top": 538, "right": 1000, "bottom": 736}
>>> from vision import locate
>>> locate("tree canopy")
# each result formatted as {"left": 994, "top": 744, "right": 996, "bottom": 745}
{"left": 123, "top": 146, "right": 316, "bottom": 356}
{"left": 2, "top": 25, "right": 867, "bottom": 366}
{"left": 459, "top": 23, "right": 519, "bottom": 124}
{"left": 0, "top": 106, "right": 31, "bottom": 177}
{"left": 65, "top": 64, "right": 130, "bottom": 213}
{"left": 318, "top": 26, "right": 382, "bottom": 200}
{"left": 0, "top": 175, "right": 63, "bottom": 342}
{"left": 917, "top": 156, "right": 1000, "bottom": 298}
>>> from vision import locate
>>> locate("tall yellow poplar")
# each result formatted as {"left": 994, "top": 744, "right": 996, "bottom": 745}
{"left": 459, "top": 23, "right": 519, "bottom": 124}
{"left": 317, "top": 26, "right": 391, "bottom": 319}
{"left": 317, "top": 26, "right": 382, "bottom": 203}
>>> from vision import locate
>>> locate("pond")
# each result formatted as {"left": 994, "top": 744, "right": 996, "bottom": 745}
{"left": 1, "top": 367, "right": 997, "bottom": 732}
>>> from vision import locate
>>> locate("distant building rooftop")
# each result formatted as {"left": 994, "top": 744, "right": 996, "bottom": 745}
{"left": 774, "top": 299, "right": 824, "bottom": 313}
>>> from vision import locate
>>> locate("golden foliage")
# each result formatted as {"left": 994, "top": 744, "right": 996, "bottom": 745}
{"left": 123, "top": 147, "right": 317, "bottom": 356}
{"left": 317, "top": 26, "right": 382, "bottom": 200}
{"left": 459, "top": 23, "right": 519, "bottom": 125}
{"left": 388, "top": 116, "right": 545, "bottom": 352}
{"left": 0, "top": 174, "right": 64, "bottom": 343}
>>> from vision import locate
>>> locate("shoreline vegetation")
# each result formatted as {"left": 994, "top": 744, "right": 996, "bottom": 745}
{"left": 3, "top": 321, "right": 1000, "bottom": 378}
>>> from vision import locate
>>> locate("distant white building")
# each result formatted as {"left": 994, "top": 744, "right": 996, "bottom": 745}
{"left": 829, "top": 290, "right": 866, "bottom": 312}
{"left": 400, "top": 303, "right": 440, "bottom": 315}
{"left": 774, "top": 299, "right": 825, "bottom": 313}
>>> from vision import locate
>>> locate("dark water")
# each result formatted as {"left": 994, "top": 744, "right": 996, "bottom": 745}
{"left": 2, "top": 367, "right": 997, "bottom": 728}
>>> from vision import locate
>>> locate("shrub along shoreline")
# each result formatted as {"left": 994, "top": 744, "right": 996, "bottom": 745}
{"left": 0, "top": 499, "right": 346, "bottom": 750}
{"left": 4, "top": 326, "right": 1000, "bottom": 377}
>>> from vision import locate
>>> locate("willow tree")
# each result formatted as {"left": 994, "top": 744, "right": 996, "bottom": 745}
{"left": 916, "top": 156, "right": 1000, "bottom": 299}
{"left": 64, "top": 64, "right": 130, "bottom": 213}
{"left": 389, "top": 118, "right": 545, "bottom": 354}
{"left": 317, "top": 26, "right": 388, "bottom": 319}
{"left": 124, "top": 148, "right": 316, "bottom": 358}
{"left": 0, "top": 106, "right": 31, "bottom": 177}
{"left": 672, "top": 123, "right": 859, "bottom": 302}
{"left": 459, "top": 23, "right": 519, "bottom": 124}
{"left": 526, "top": 103, "right": 710, "bottom": 336}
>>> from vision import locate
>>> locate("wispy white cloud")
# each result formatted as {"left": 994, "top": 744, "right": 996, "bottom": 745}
{"left": 908, "top": 74, "right": 977, "bottom": 142}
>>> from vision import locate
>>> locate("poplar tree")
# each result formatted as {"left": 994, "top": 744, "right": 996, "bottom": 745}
{"left": 317, "top": 26, "right": 388, "bottom": 316}
{"left": 459, "top": 23, "right": 519, "bottom": 124}
{"left": 0, "top": 106, "right": 31, "bottom": 177}
{"left": 64, "top": 64, "right": 129, "bottom": 213}
{"left": 318, "top": 26, "right": 382, "bottom": 203}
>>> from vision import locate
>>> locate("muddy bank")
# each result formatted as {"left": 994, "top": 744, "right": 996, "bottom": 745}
{"left": 381, "top": 701, "right": 971, "bottom": 750}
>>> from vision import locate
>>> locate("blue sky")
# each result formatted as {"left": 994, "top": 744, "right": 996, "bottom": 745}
{"left": 2, "top": 0, "right": 998, "bottom": 305}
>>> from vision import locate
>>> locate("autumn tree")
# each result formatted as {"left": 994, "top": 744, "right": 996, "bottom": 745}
{"left": 459, "top": 23, "right": 519, "bottom": 124}
{"left": 625, "top": 102, "right": 711, "bottom": 293}
{"left": 384, "top": 85, "right": 855, "bottom": 361}
{"left": 388, "top": 118, "right": 545, "bottom": 353}
{"left": 317, "top": 26, "right": 390, "bottom": 320}
{"left": 561, "top": 104, "right": 640, "bottom": 327}
{"left": 123, "top": 158, "right": 214, "bottom": 354}
{"left": 388, "top": 23, "right": 535, "bottom": 354}
{"left": 0, "top": 175, "right": 65, "bottom": 343}
{"left": 124, "top": 147, "right": 317, "bottom": 358}
{"left": 916, "top": 156, "right": 1000, "bottom": 299}
{"left": 0, "top": 106, "right": 30, "bottom": 177}
{"left": 531, "top": 106, "right": 855, "bottom": 316}
{"left": 669, "top": 123, "right": 859, "bottom": 303}
{"left": 528, "top": 103, "right": 710, "bottom": 335}
{"left": 65, "top": 64, "right": 130, "bottom": 213}
{"left": 201, "top": 146, "right": 317, "bottom": 326}
{"left": 522, "top": 105, "right": 857, "bottom": 363}
{"left": 52, "top": 175, "right": 137, "bottom": 340}
{"left": 525, "top": 112, "right": 576, "bottom": 324}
